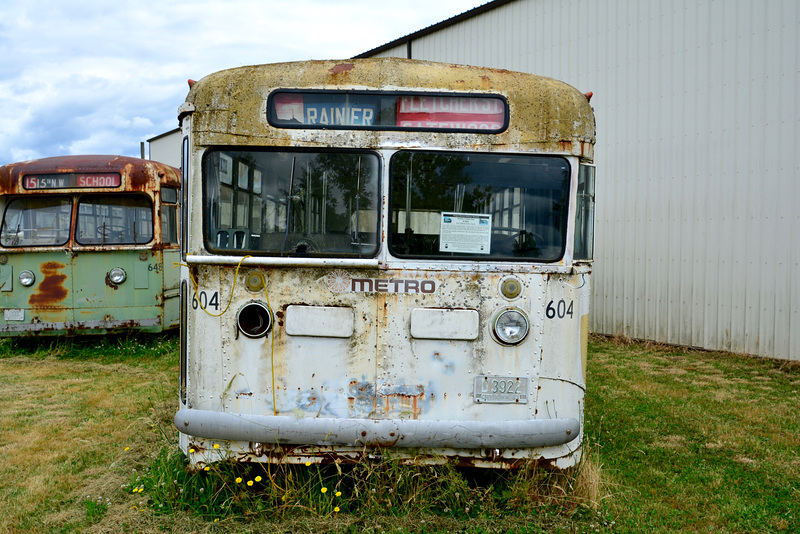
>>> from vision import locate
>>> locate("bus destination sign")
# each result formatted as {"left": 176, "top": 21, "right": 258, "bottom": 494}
{"left": 396, "top": 96, "right": 506, "bottom": 130}
{"left": 22, "top": 173, "right": 122, "bottom": 190}
{"left": 268, "top": 90, "right": 508, "bottom": 133}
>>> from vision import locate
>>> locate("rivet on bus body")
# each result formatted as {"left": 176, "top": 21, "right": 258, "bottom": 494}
{"left": 0, "top": 255, "right": 7, "bottom": 265}
{"left": 139, "top": 252, "right": 148, "bottom": 261}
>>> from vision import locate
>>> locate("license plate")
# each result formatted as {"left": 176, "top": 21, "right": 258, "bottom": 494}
{"left": 474, "top": 376, "right": 529, "bottom": 404}
{"left": 3, "top": 309, "right": 24, "bottom": 321}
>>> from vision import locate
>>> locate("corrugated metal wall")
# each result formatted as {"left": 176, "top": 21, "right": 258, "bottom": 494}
{"left": 365, "top": 0, "right": 800, "bottom": 360}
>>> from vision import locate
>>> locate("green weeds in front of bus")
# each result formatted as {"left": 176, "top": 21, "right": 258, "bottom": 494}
{"left": 128, "top": 441, "right": 602, "bottom": 526}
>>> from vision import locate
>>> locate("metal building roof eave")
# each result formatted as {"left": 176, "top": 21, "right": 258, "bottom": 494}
{"left": 352, "top": 0, "right": 516, "bottom": 59}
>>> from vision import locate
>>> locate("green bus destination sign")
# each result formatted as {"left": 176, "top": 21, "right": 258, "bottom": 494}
{"left": 22, "top": 172, "right": 122, "bottom": 190}
{"left": 268, "top": 90, "right": 508, "bottom": 133}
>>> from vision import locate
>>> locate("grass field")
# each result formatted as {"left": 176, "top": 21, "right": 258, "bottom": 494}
{"left": 0, "top": 333, "right": 797, "bottom": 533}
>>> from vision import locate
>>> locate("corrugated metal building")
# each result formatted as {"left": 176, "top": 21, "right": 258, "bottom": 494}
{"left": 356, "top": 0, "right": 799, "bottom": 360}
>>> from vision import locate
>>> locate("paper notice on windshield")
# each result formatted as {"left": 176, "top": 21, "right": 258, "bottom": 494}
{"left": 439, "top": 212, "right": 492, "bottom": 254}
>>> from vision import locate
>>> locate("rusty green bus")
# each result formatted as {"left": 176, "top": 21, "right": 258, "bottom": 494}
{"left": 175, "top": 58, "right": 596, "bottom": 468}
{"left": 0, "top": 155, "right": 181, "bottom": 336}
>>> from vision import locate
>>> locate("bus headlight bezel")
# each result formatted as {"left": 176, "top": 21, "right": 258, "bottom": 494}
{"left": 491, "top": 307, "right": 531, "bottom": 345}
{"left": 108, "top": 267, "right": 127, "bottom": 284}
{"left": 236, "top": 301, "right": 273, "bottom": 338}
{"left": 19, "top": 270, "right": 36, "bottom": 287}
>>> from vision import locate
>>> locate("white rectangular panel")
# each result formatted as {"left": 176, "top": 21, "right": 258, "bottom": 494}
{"left": 285, "top": 305, "right": 354, "bottom": 338}
{"left": 410, "top": 308, "right": 479, "bottom": 340}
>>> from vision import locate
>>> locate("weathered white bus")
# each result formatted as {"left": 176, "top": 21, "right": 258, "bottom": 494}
{"left": 175, "top": 58, "right": 596, "bottom": 468}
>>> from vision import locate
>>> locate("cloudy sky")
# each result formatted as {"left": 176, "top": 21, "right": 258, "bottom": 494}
{"left": 0, "top": 0, "right": 488, "bottom": 165}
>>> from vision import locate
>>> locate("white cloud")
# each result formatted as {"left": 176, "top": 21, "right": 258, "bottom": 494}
{"left": 0, "top": 0, "right": 490, "bottom": 165}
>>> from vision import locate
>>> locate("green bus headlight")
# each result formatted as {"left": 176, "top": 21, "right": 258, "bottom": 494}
{"left": 108, "top": 267, "right": 127, "bottom": 284}
{"left": 19, "top": 270, "right": 36, "bottom": 287}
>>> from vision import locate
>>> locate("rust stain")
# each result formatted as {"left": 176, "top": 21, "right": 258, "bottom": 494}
{"left": 215, "top": 441, "right": 542, "bottom": 469}
{"left": 328, "top": 63, "right": 354, "bottom": 75}
{"left": 105, "top": 272, "right": 120, "bottom": 290}
{"left": 124, "top": 160, "right": 150, "bottom": 191}
{"left": 28, "top": 261, "right": 68, "bottom": 306}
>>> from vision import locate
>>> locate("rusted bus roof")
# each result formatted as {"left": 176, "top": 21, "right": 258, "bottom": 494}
{"left": 0, "top": 155, "right": 180, "bottom": 195}
{"left": 185, "top": 58, "right": 595, "bottom": 158}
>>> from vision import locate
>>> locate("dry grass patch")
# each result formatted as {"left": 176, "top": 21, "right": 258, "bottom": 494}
{"left": 0, "top": 346, "right": 177, "bottom": 533}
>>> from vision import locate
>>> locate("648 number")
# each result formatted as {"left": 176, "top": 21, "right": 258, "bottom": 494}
{"left": 546, "top": 299, "right": 574, "bottom": 319}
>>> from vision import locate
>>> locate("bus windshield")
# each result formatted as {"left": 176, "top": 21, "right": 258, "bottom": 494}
{"left": 203, "top": 149, "right": 380, "bottom": 257}
{"left": 76, "top": 195, "right": 154, "bottom": 245}
{"left": 0, "top": 197, "right": 72, "bottom": 247}
{"left": 389, "top": 151, "right": 570, "bottom": 261}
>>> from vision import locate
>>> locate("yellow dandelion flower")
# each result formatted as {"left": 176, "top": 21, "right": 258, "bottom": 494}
{"left": 255, "top": 476, "right": 262, "bottom": 482}
{"left": 213, "top": 443, "right": 220, "bottom": 449}
{"left": 247, "top": 480, "right": 253, "bottom": 486}
{"left": 334, "top": 506, "right": 340, "bottom": 512}
{"left": 305, "top": 461, "right": 311, "bottom": 466}
{"left": 204, "top": 466, "right": 210, "bottom": 471}
{"left": 214, "top": 518, "right": 219, "bottom": 522}
{"left": 335, "top": 491, "right": 342, "bottom": 497}
{"left": 235, "top": 477, "right": 243, "bottom": 483}
{"left": 321, "top": 487, "right": 328, "bottom": 493}
{"left": 189, "top": 448, "right": 195, "bottom": 453}
{"left": 124, "top": 446, "right": 130, "bottom": 452}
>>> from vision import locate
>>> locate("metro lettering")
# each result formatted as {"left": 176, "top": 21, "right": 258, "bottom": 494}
{"left": 352, "top": 278, "right": 373, "bottom": 292}
{"left": 348, "top": 277, "right": 436, "bottom": 294}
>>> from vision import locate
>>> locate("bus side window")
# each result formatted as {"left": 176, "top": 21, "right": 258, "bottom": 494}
{"left": 161, "top": 188, "right": 179, "bottom": 244}
{"left": 574, "top": 164, "right": 595, "bottom": 261}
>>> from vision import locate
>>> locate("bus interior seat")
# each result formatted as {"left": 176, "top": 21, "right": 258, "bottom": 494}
{"left": 214, "top": 228, "right": 249, "bottom": 249}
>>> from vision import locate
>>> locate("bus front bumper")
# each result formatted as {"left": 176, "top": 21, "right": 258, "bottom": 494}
{"left": 174, "top": 408, "right": 580, "bottom": 449}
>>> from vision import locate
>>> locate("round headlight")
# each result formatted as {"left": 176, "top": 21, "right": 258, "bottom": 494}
{"left": 237, "top": 301, "right": 273, "bottom": 338}
{"left": 108, "top": 267, "right": 127, "bottom": 284}
{"left": 19, "top": 270, "right": 35, "bottom": 287}
{"left": 492, "top": 308, "right": 530, "bottom": 345}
